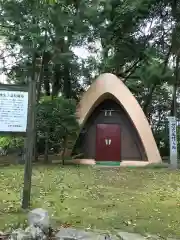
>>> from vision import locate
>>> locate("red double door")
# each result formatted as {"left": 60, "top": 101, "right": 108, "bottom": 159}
{"left": 96, "top": 124, "right": 121, "bottom": 161}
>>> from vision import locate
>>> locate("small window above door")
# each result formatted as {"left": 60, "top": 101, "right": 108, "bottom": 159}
{"left": 104, "top": 110, "right": 112, "bottom": 116}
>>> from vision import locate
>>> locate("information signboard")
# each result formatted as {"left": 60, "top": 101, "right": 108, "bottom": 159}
{"left": 0, "top": 85, "right": 28, "bottom": 133}
{"left": 168, "top": 116, "right": 178, "bottom": 168}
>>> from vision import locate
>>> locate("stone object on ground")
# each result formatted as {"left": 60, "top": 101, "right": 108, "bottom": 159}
{"left": 145, "top": 234, "right": 162, "bottom": 239}
{"left": 9, "top": 209, "right": 49, "bottom": 240}
{"left": 117, "top": 231, "right": 179, "bottom": 240}
{"left": 25, "top": 225, "right": 46, "bottom": 240}
{"left": 7, "top": 208, "right": 180, "bottom": 240}
{"left": 28, "top": 208, "right": 49, "bottom": 233}
{"left": 117, "top": 231, "right": 146, "bottom": 240}
{"left": 56, "top": 228, "right": 180, "bottom": 240}
{"left": 0, "top": 231, "right": 10, "bottom": 240}
{"left": 9, "top": 229, "right": 30, "bottom": 240}
{"left": 9, "top": 225, "right": 47, "bottom": 240}
{"left": 55, "top": 227, "right": 117, "bottom": 240}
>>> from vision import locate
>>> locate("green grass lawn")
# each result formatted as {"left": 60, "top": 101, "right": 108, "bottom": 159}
{"left": 0, "top": 165, "right": 180, "bottom": 238}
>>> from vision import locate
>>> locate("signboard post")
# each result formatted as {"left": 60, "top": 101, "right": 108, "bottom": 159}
{"left": 168, "top": 116, "right": 178, "bottom": 168}
{"left": 22, "top": 79, "right": 36, "bottom": 209}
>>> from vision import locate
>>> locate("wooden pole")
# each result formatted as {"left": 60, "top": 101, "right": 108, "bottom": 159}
{"left": 22, "top": 77, "right": 36, "bottom": 209}
{"left": 22, "top": 53, "right": 37, "bottom": 208}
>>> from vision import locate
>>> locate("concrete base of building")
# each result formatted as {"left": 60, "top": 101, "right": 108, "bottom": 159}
{"left": 71, "top": 159, "right": 158, "bottom": 167}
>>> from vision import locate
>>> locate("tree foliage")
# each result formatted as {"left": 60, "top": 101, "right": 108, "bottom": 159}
{"left": 0, "top": 0, "right": 180, "bottom": 159}
{"left": 0, "top": 136, "right": 24, "bottom": 155}
{"left": 36, "top": 96, "right": 79, "bottom": 163}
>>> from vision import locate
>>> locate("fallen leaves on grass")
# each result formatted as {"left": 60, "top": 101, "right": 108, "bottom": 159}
{"left": 0, "top": 166, "right": 180, "bottom": 238}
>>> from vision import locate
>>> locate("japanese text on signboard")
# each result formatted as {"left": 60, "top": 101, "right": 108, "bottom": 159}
{"left": 0, "top": 90, "right": 28, "bottom": 132}
{"left": 171, "top": 122, "right": 177, "bottom": 151}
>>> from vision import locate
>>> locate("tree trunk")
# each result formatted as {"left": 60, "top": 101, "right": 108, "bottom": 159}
{"left": 61, "top": 136, "right": 67, "bottom": 165}
{"left": 36, "top": 52, "right": 46, "bottom": 102}
{"left": 34, "top": 53, "right": 49, "bottom": 162}
{"left": 34, "top": 33, "right": 49, "bottom": 162}
{"left": 44, "top": 132, "right": 49, "bottom": 164}
{"left": 52, "top": 64, "right": 62, "bottom": 97}
{"left": 143, "top": 84, "right": 157, "bottom": 117}
{"left": 171, "top": 54, "right": 180, "bottom": 116}
{"left": 44, "top": 56, "right": 51, "bottom": 96}
{"left": 34, "top": 64, "right": 44, "bottom": 162}
{"left": 143, "top": 44, "right": 172, "bottom": 117}
{"left": 63, "top": 64, "right": 71, "bottom": 99}
{"left": 170, "top": 0, "right": 180, "bottom": 116}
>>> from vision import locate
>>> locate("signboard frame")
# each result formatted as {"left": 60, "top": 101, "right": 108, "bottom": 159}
{"left": 0, "top": 83, "right": 29, "bottom": 136}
